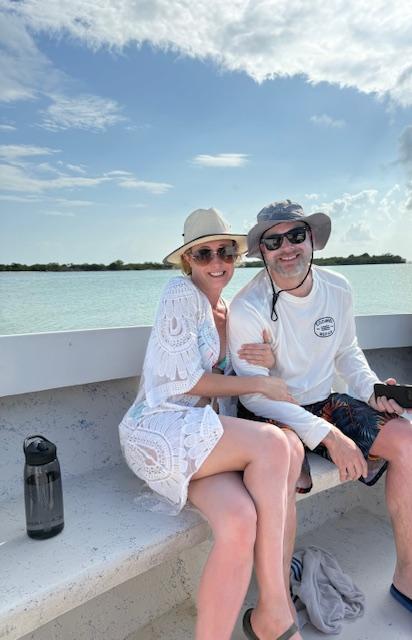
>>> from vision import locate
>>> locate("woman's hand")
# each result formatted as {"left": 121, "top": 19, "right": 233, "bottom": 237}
{"left": 260, "top": 376, "right": 298, "bottom": 404}
{"left": 238, "top": 329, "right": 276, "bottom": 369}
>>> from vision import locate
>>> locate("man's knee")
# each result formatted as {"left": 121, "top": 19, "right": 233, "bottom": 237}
{"left": 283, "top": 429, "right": 305, "bottom": 475}
{"left": 375, "top": 418, "right": 412, "bottom": 463}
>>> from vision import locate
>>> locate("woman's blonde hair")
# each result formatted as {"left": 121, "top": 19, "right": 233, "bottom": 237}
{"left": 180, "top": 254, "right": 192, "bottom": 275}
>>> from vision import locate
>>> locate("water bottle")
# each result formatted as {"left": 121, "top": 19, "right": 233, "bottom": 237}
{"left": 23, "top": 435, "right": 64, "bottom": 539}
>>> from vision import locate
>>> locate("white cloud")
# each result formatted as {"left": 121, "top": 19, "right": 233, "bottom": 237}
{"left": 54, "top": 198, "right": 93, "bottom": 207}
{"left": 343, "top": 222, "right": 374, "bottom": 243}
{"left": 0, "top": 194, "right": 94, "bottom": 207}
{"left": 105, "top": 170, "right": 134, "bottom": 177}
{"left": 0, "top": 163, "right": 108, "bottom": 192}
{"left": 310, "top": 114, "right": 346, "bottom": 128}
{"left": 0, "top": 194, "right": 41, "bottom": 203}
{"left": 56, "top": 161, "right": 88, "bottom": 174}
{"left": 4, "top": 1, "right": 412, "bottom": 106}
{"left": 0, "top": 148, "right": 172, "bottom": 195}
{"left": 125, "top": 123, "right": 151, "bottom": 132}
{"left": 42, "top": 210, "right": 75, "bottom": 217}
{"left": 0, "top": 13, "right": 126, "bottom": 135}
{"left": 399, "top": 125, "right": 412, "bottom": 172}
{"left": 313, "top": 185, "right": 412, "bottom": 258}
{"left": 0, "top": 10, "right": 56, "bottom": 103}
{"left": 314, "top": 190, "right": 379, "bottom": 219}
{"left": 305, "top": 193, "right": 320, "bottom": 201}
{"left": 117, "top": 177, "right": 173, "bottom": 194}
{"left": 193, "top": 153, "right": 249, "bottom": 167}
{"left": 39, "top": 94, "right": 126, "bottom": 131}
{"left": 0, "top": 124, "right": 16, "bottom": 131}
{"left": 36, "top": 162, "right": 62, "bottom": 174}
{"left": 0, "top": 144, "right": 60, "bottom": 160}
{"left": 65, "top": 163, "right": 87, "bottom": 174}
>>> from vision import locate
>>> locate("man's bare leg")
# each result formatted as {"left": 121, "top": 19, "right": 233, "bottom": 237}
{"left": 369, "top": 416, "right": 412, "bottom": 597}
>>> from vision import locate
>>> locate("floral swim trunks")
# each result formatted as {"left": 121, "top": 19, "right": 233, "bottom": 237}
{"left": 238, "top": 392, "right": 396, "bottom": 493}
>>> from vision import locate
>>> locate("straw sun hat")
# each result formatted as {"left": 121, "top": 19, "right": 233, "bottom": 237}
{"left": 163, "top": 208, "right": 248, "bottom": 266}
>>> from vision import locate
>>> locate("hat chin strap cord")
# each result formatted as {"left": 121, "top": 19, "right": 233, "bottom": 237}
{"left": 260, "top": 236, "right": 314, "bottom": 322}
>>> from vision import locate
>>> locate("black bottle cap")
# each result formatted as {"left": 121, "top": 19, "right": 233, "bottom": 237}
{"left": 24, "top": 435, "right": 57, "bottom": 466}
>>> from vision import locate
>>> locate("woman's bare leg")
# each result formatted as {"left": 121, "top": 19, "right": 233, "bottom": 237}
{"left": 188, "top": 472, "right": 257, "bottom": 640}
{"left": 191, "top": 415, "right": 302, "bottom": 640}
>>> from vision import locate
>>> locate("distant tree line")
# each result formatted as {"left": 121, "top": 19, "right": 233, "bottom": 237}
{"left": 245, "top": 253, "right": 406, "bottom": 267}
{"left": 0, "top": 259, "right": 171, "bottom": 272}
{"left": 314, "top": 252, "right": 406, "bottom": 266}
{"left": 0, "top": 253, "right": 406, "bottom": 272}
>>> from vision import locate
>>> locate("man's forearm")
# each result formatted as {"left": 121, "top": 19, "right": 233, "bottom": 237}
{"left": 335, "top": 342, "right": 379, "bottom": 402}
{"left": 240, "top": 393, "right": 331, "bottom": 450}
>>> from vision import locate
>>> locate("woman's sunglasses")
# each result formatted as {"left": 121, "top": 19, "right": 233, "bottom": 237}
{"left": 188, "top": 245, "right": 239, "bottom": 265}
{"left": 260, "top": 226, "right": 308, "bottom": 251}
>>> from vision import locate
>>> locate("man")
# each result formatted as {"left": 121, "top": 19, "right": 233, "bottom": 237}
{"left": 228, "top": 199, "right": 412, "bottom": 613}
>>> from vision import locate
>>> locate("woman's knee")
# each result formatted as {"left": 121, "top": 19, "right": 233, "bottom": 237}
{"left": 253, "top": 424, "right": 290, "bottom": 469}
{"left": 212, "top": 495, "right": 257, "bottom": 553}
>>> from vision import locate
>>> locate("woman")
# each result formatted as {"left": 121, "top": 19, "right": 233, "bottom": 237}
{"left": 119, "top": 208, "right": 303, "bottom": 640}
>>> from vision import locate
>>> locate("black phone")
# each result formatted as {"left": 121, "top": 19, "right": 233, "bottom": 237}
{"left": 374, "top": 383, "right": 412, "bottom": 408}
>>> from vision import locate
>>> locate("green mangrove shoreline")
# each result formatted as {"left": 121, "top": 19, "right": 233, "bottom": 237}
{"left": 0, "top": 253, "right": 406, "bottom": 272}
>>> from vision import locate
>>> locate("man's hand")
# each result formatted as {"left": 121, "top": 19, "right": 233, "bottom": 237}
{"left": 368, "top": 377, "right": 410, "bottom": 415}
{"left": 322, "top": 426, "right": 368, "bottom": 482}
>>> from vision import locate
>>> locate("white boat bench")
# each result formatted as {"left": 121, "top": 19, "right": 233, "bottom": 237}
{"left": 1, "top": 449, "right": 340, "bottom": 640}
{"left": 1, "top": 317, "right": 410, "bottom": 640}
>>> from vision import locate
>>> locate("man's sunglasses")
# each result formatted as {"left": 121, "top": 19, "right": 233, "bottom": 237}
{"left": 188, "top": 245, "right": 239, "bottom": 265}
{"left": 260, "top": 226, "right": 308, "bottom": 251}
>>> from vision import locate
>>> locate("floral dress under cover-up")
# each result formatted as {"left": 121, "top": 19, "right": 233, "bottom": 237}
{"left": 119, "top": 276, "right": 234, "bottom": 514}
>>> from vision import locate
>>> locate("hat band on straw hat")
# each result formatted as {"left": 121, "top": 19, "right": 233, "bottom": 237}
{"left": 164, "top": 208, "right": 248, "bottom": 265}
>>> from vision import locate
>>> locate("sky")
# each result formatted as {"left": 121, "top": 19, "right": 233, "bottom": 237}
{"left": 1, "top": 0, "right": 412, "bottom": 264}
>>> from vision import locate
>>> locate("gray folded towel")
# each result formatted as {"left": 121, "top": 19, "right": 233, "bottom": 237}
{"left": 290, "top": 546, "right": 365, "bottom": 634}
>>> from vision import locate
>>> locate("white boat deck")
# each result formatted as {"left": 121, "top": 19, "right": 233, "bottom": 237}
{"left": 1, "top": 316, "right": 411, "bottom": 640}
{"left": 0, "top": 454, "right": 345, "bottom": 639}
{"left": 135, "top": 507, "right": 412, "bottom": 640}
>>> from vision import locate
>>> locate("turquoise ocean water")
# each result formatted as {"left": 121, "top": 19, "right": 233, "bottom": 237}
{"left": 1, "top": 264, "right": 411, "bottom": 335}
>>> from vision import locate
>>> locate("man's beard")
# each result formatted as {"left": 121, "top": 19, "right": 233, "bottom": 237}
{"left": 268, "top": 253, "right": 310, "bottom": 279}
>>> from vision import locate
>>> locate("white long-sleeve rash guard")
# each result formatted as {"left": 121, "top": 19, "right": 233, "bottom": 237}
{"left": 228, "top": 267, "right": 379, "bottom": 450}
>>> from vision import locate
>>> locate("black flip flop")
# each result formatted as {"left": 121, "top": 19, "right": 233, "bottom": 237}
{"left": 390, "top": 583, "right": 412, "bottom": 612}
{"left": 242, "top": 608, "right": 299, "bottom": 640}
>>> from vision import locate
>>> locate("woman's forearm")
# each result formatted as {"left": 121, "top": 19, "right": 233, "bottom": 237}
{"left": 189, "top": 372, "right": 267, "bottom": 398}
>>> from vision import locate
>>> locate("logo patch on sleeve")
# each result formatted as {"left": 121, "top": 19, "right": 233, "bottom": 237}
{"left": 314, "top": 316, "right": 335, "bottom": 337}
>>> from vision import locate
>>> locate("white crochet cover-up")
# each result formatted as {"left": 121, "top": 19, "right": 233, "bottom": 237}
{"left": 119, "top": 276, "right": 234, "bottom": 514}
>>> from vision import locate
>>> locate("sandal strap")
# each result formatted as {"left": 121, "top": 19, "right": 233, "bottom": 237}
{"left": 242, "top": 609, "right": 259, "bottom": 640}
{"left": 277, "top": 621, "right": 298, "bottom": 640}
{"left": 243, "top": 609, "right": 298, "bottom": 640}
